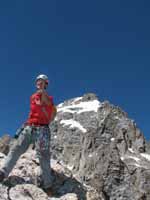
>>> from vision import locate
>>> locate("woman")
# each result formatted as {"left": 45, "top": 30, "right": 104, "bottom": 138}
{"left": 0, "top": 74, "right": 57, "bottom": 196}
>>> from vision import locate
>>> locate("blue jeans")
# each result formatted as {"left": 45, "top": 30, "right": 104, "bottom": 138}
{"left": 1, "top": 125, "right": 54, "bottom": 189}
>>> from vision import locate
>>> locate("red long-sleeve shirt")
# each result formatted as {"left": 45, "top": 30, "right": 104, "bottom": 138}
{"left": 25, "top": 92, "right": 54, "bottom": 125}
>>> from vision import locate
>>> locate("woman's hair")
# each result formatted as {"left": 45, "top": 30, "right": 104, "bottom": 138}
{"left": 44, "top": 82, "right": 48, "bottom": 89}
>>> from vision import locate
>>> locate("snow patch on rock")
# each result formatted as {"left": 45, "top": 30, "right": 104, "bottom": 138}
{"left": 60, "top": 119, "right": 87, "bottom": 133}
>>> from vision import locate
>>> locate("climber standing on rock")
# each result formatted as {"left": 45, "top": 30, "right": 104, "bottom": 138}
{"left": 0, "top": 74, "right": 57, "bottom": 196}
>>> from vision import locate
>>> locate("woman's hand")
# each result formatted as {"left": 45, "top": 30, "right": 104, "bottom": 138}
{"left": 50, "top": 106, "right": 57, "bottom": 121}
{"left": 36, "top": 90, "right": 51, "bottom": 106}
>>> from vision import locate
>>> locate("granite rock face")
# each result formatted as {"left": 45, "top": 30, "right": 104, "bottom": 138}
{"left": 0, "top": 135, "right": 11, "bottom": 155}
{"left": 0, "top": 93, "right": 150, "bottom": 199}
{"left": 51, "top": 93, "right": 150, "bottom": 199}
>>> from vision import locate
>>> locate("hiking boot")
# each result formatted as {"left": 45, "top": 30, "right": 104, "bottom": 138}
{"left": 0, "top": 170, "right": 6, "bottom": 182}
{"left": 43, "top": 187, "right": 53, "bottom": 197}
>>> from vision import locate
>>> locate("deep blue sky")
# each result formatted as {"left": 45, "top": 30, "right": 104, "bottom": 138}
{"left": 0, "top": 0, "right": 149, "bottom": 140}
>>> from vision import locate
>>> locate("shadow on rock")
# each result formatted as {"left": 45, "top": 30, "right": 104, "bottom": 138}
{"left": 49, "top": 169, "right": 87, "bottom": 199}
{"left": 3, "top": 175, "right": 26, "bottom": 188}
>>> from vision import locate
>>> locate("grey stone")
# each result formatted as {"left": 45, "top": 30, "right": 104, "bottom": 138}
{"left": 0, "top": 93, "right": 150, "bottom": 199}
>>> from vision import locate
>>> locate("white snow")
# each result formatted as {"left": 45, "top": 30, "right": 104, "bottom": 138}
{"left": 128, "top": 155, "right": 140, "bottom": 162}
{"left": 67, "top": 164, "right": 74, "bottom": 171}
{"left": 120, "top": 153, "right": 150, "bottom": 169}
{"left": 111, "top": 138, "right": 115, "bottom": 141}
{"left": 121, "top": 156, "right": 143, "bottom": 168}
{"left": 57, "top": 102, "right": 64, "bottom": 108}
{"left": 0, "top": 152, "right": 5, "bottom": 158}
{"left": 128, "top": 148, "right": 134, "bottom": 153}
{"left": 60, "top": 119, "right": 87, "bottom": 133}
{"left": 134, "top": 163, "right": 142, "bottom": 168}
{"left": 57, "top": 97, "right": 82, "bottom": 108}
{"left": 54, "top": 116, "right": 58, "bottom": 121}
{"left": 57, "top": 99, "right": 101, "bottom": 114}
{"left": 72, "top": 97, "right": 82, "bottom": 103}
{"left": 120, "top": 156, "right": 124, "bottom": 161}
{"left": 75, "top": 100, "right": 101, "bottom": 113}
{"left": 114, "top": 116, "right": 120, "bottom": 120}
{"left": 0, "top": 152, "right": 6, "bottom": 168}
{"left": 140, "top": 153, "right": 150, "bottom": 161}
{"left": 120, "top": 155, "right": 140, "bottom": 162}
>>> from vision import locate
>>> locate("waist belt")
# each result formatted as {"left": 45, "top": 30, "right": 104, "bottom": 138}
{"left": 24, "top": 123, "right": 49, "bottom": 127}
{"left": 32, "top": 124, "right": 49, "bottom": 127}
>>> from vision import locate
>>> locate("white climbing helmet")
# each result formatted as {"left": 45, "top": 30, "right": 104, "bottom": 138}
{"left": 35, "top": 74, "right": 49, "bottom": 84}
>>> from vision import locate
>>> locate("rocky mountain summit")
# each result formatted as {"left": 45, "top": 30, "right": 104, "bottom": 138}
{"left": 0, "top": 93, "right": 150, "bottom": 200}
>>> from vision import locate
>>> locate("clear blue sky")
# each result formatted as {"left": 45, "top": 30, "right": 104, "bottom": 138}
{"left": 0, "top": 0, "right": 149, "bottom": 140}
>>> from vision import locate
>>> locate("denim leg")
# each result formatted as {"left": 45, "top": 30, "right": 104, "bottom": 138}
{"left": 1, "top": 125, "right": 33, "bottom": 177}
{"left": 34, "top": 126, "right": 54, "bottom": 189}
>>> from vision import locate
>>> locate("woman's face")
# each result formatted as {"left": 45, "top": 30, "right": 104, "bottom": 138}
{"left": 36, "top": 79, "right": 46, "bottom": 89}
